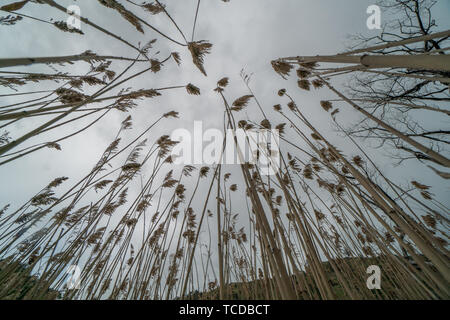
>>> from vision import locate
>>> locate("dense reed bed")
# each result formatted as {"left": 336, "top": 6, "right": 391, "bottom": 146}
{"left": 0, "top": 0, "right": 448, "bottom": 300}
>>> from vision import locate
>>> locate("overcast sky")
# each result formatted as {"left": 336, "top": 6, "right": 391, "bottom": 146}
{"left": 2, "top": 0, "right": 449, "bottom": 206}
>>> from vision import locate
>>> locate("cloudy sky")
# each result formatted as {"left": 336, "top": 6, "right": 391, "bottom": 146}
{"left": 1, "top": 0, "right": 449, "bottom": 208}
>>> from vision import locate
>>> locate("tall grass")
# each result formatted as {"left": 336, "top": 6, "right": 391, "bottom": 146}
{"left": 0, "top": 0, "right": 448, "bottom": 300}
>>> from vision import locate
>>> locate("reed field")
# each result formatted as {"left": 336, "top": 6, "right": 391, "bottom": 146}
{"left": 0, "top": 0, "right": 448, "bottom": 300}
